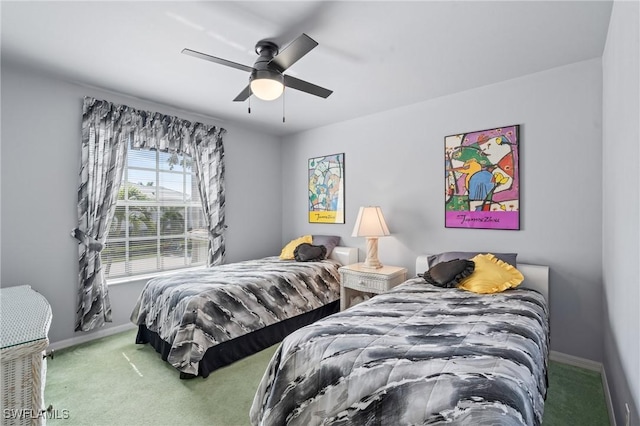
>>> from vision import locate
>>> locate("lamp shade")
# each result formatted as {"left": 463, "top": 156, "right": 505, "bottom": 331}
{"left": 352, "top": 206, "right": 390, "bottom": 237}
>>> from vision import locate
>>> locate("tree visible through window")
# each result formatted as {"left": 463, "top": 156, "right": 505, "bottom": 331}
{"left": 104, "top": 142, "right": 208, "bottom": 279}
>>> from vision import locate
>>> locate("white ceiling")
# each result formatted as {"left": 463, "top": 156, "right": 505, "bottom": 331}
{"left": 1, "top": 1, "right": 613, "bottom": 137}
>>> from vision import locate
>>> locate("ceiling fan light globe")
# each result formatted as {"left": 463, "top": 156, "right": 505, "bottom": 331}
{"left": 250, "top": 69, "right": 284, "bottom": 101}
{"left": 250, "top": 78, "right": 284, "bottom": 101}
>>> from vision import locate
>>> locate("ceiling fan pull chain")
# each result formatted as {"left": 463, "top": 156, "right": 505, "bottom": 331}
{"left": 282, "top": 88, "right": 286, "bottom": 123}
{"left": 248, "top": 96, "right": 251, "bottom": 114}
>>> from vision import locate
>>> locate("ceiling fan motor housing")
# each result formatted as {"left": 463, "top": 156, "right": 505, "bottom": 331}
{"left": 252, "top": 40, "right": 283, "bottom": 79}
{"left": 255, "top": 40, "right": 279, "bottom": 58}
{"left": 250, "top": 68, "right": 284, "bottom": 84}
{"left": 250, "top": 40, "right": 284, "bottom": 100}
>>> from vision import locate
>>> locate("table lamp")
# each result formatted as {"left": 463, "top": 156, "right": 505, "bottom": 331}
{"left": 351, "top": 206, "right": 390, "bottom": 269}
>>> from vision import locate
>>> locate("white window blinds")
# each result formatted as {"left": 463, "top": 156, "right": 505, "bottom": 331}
{"left": 104, "top": 142, "right": 207, "bottom": 279}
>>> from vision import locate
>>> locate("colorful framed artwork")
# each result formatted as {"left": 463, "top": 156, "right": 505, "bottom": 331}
{"left": 444, "top": 125, "right": 520, "bottom": 230}
{"left": 308, "top": 153, "right": 345, "bottom": 224}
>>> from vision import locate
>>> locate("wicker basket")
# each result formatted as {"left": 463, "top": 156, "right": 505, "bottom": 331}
{"left": 1, "top": 286, "right": 52, "bottom": 426}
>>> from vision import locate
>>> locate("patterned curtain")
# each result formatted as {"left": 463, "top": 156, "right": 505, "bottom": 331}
{"left": 191, "top": 127, "right": 227, "bottom": 265}
{"left": 73, "top": 97, "right": 226, "bottom": 332}
{"left": 73, "top": 98, "right": 129, "bottom": 331}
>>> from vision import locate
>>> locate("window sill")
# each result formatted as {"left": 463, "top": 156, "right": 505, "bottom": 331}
{"left": 107, "top": 265, "right": 208, "bottom": 286}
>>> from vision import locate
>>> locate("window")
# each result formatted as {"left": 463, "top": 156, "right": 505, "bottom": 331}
{"left": 104, "top": 142, "right": 208, "bottom": 279}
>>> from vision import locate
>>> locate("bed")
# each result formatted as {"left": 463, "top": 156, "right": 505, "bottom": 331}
{"left": 130, "top": 245, "right": 357, "bottom": 379}
{"left": 250, "top": 255, "right": 550, "bottom": 425}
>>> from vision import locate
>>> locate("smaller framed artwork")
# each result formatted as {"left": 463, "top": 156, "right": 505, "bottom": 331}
{"left": 444, "top": 125, "right": 520, "bottom": 230}
{"left": 308, "top": 153, "right": 345, "bottom": 224}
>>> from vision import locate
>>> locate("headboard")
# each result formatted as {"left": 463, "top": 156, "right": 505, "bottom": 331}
{"left": 415, "top": 255, "right": 549, "bottom": 303}
{"left": 329, "top": 246, "right": 358, "bottom": 266}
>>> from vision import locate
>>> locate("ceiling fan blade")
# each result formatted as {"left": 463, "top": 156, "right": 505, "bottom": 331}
{"left": 269, "top": 34, "right": 318, "bottom": 72}
{"left": 181, "top": 48, "right": 254, "bottom": 73}
{"left": 233, "top": 84, "right": 252, "bottom": 102}
{"left": 284, "top": 75, "right": 332, "bottom": 99}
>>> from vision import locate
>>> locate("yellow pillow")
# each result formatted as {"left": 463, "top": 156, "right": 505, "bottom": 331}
{"left": 279, "top": 235, "right": 313, "bottom": 259}
{"left": 457, "top": 253, "right": 524, "bottom": 294}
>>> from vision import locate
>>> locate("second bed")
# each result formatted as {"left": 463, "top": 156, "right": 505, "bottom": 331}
{"left": 131, "top": 246, "right": 357, "bottom": 378}
{"left": 251, "top": 255, "right": 550, "bottom": 425}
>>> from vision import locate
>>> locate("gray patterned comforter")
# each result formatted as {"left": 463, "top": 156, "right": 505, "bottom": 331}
{"left": 251, "top": 277, "right": 549, "bottom": 426}
{"left": 130, "top": 257, "right": 341, "bottom": 376}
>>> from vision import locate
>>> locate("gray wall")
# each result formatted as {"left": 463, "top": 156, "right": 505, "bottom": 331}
{"left": 0, "top": 61, "right": 283, "bottom": 344}
{"left": 602, "top": 1, "right": 640, "bottom": 424}
{"left": 282, "top": 59, "right": 605, "bottom": 362}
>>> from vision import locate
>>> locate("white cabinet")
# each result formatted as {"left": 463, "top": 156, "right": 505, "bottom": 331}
{"left": 1, "top": 286, "right": 52, "bottom": 426}
{"left": 339, "top": 264, "right": 407, "bottom": 310}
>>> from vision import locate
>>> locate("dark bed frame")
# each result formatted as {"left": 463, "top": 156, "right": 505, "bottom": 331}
{"left": 135, "top": 300, "right": 340, "bottom": 379}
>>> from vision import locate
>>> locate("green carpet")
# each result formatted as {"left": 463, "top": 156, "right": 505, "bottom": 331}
{"left": 45, "top": 329, "right": 277, "bottom": 425}
{"left": 45, "top": 329, "right": 610, "bottom": 425}
{"left": 543, "top": 360, "right": 610, "bottom": 425}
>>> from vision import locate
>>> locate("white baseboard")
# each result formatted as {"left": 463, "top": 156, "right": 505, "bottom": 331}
{"left": 600, "top": 365, "right": 617, "bottom": 426}
{"left": 550, "top": 350, "right": 602, "bottom": 371}
{"left": 47, "top": 323, "right": 137, "bottom": 352}
{"left": 550, "top": 350, "right": 616, "bottom": 426}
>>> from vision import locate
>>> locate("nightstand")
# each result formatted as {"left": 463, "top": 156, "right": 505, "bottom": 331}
{"left": 339, "top": 263, "right": 407, "bottom": 310}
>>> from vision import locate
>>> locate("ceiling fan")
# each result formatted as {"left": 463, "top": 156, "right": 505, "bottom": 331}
{"left": 182, "top": 33, "right": 333, "bottom": 102}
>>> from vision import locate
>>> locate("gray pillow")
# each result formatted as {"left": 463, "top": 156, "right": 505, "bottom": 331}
{"left": 294, "top": 243, "right": 327, "bottom": 262}
{"left": 312, "top": 235, "right": 341, "bottom": 258}
{"left": 423, "top": 259, "right": 475, "bottom": 288}
{"left": 428, "top": 251, "right": 517, "bottom": 267}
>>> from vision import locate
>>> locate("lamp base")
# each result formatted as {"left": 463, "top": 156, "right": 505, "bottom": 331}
{"left": 362, "top": 237, "right": 383, "bottom": 269}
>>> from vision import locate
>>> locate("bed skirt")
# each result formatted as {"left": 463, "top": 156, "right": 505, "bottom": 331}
{"left": 135, "top": 300, "right": 340, "bottom": 379}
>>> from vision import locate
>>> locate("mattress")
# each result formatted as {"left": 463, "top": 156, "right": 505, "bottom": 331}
{"left": 251, "top": 277, "right": 550, "bottom": 425}
{"left": 130, "top": 256, "right": 342, "bottom": 377}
